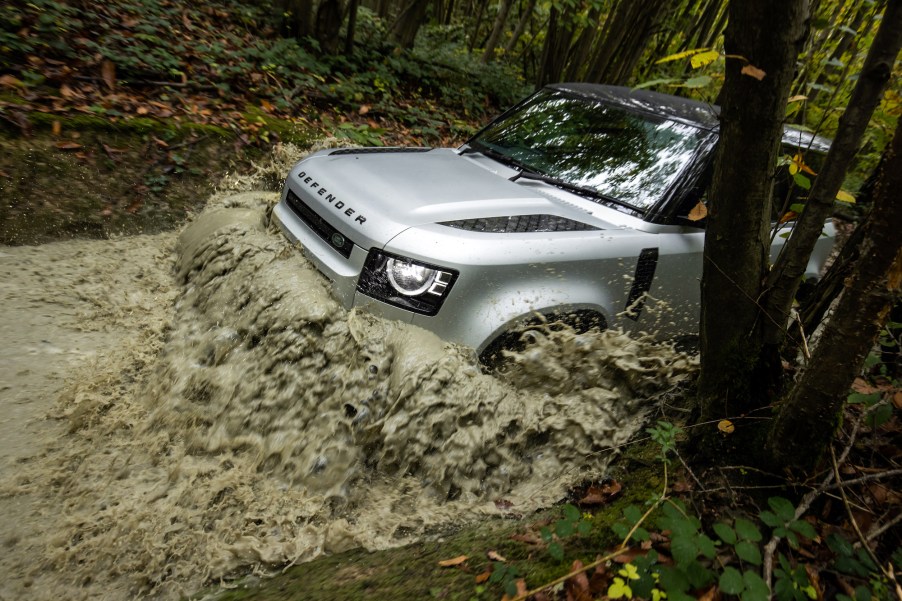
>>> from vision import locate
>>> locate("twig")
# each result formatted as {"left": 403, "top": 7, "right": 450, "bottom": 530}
{"left": 830, "top": 446, "right": 889, "bottom": 579}
{"left": 866, "top": 511, "right": 902, "bottom": 543}
{"left": 822, "top": 467, "right": 902, "bottom": 492}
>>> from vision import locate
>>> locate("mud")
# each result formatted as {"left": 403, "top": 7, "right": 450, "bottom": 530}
{"left": 0, "top": 145, "right": 696, "bottom": 600}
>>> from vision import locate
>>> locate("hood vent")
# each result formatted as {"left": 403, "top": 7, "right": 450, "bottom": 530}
{"left": 441, "top": 215, "right": 600, "bottom": 233}
{"left": 329, "top": 147, "right": 433, "bottom": 156}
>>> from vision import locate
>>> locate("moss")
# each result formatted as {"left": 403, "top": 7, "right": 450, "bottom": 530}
{"left": 25, "top": 111, "right": 234, "bottom": 139}
{"left": 242, "top": 105, "right": 317, "bottom": 146}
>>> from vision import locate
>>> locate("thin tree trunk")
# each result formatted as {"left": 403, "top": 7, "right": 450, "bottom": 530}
{"left": 767, "top": 123, "right": 902, "bottom": 470}
{"left": 563, "top": 4, "right": 603, "bottom": 81}
{"left": 586, "top": 0, "right": 670, "bottom": 85}
{"left": 390, "top": 0, "right": 431, "bottom": 48}
{"left": 695, "top": 0, "right": 809, "bottom": 461}
{"left": 468, "top": 0, "right": 489, "bottom": 51}
{"left": 482, "top": 0, "right": 515, "bottom": 62}
{"left": 503, "top": 0, "right": 537, "bottom": 56}
{"left": 345, "top": 0, "right": 361, "bottom": 54}
{"left": 761, "top": 0, "right": 902, "bottom": 349}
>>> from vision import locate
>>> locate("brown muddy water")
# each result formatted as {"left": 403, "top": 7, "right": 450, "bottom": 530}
{"left": 0, "top": 145, "right": 696, "bottom": 600}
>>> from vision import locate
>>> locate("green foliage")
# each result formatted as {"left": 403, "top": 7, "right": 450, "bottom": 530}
{"left": 646, "top": 420, "right": 683, "bottom": 461}
{"left": 540, "top": 503, "right": 592, "bottom": 561}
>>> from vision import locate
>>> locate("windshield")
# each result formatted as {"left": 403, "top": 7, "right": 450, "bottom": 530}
{"left": 470, "top": 90, "right": 710, "bottom": 212}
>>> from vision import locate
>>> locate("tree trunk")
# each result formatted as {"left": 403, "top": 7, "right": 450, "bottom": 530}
{"left": 536, "top": 5, "right": 575, "bottom": 87}
{"left": 695, "top": 0, "right": 809, "bottom": 461}
{"left": 585, "top": 0, "right": 671, "bottom": 85}
{"left": 278, "top": 0, "right": 314, "bottom": 38}
{"left": 767, "top": 123, "right": 902, "bottom": 470}
{"left": 390, "top": 0, "right": 431, "bottom": 48}
{"left": 563, "top": 4, "right": 603, "bottom": 81}
{"left": 316, "top": 0, "right": 345, "bottom": 54}
{"left": 468, "top": 0, "right": 488, "bottom": 51}
{"left": 503, "top": 0, "right": 537, "bottom": 56}
{"left": 482, "top": 0, "right": 515, "bottom": 63}
{"left": 761, "top": 0, "right": 902, "bottom": 350}
{"left": 345, "top": 0, "right": 361, "bottom": 54}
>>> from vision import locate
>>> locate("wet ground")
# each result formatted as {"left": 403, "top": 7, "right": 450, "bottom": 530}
{"left": 0, "top": 147, "right": 696, "bottom": 600}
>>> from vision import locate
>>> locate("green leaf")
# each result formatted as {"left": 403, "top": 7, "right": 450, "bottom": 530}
{"left": 577, "top": 520, "right": 592, "bottom": 536}
{"left": 540, "top": 526, "right": 553, "bottom": 543}
{"left": 633, "top": 77, "right": 681, "bottom": 90}
{"left": 556, "top": 519, "right": 574, "bottom": 538}
{"left": 790, "top": 519, "right": 817, "bottom": 540}
{"left": 759, "top": 511, "right": 783, "bottom": 528}
{"left": 786, "top": 530, "right": 799, "bottom": 549}
{"left": 548, "top": 541, "right": 564, "bottom": 561}
{"left": 847, "top": 392, "right": 880, "bottom": 405}
{"left": 768, "top": 497, "right": 796, "bottom": 522}
{"left": 789, "top": 203, "right": 806, "bottom": 213}
{"left": 624, "top": 505, "right": 644, "bottom": 525}
{"left": 563, "top": 504, "right": 581, "bottom": 522}
{"left": 632, "top": 527, "right": 651, "bottom": 542}
{"left": 793, "top": 172, "right": 811, "bottom": 190}
{"left": 658, "top": 565, "right": 690, "bottom": 592}
{"left": 685, "top": 560, "right": 715, "bottom": 589}
{"left": 690, "top": 50, "right": 720, "bottom": 68}
{"left": 742, "top": 570, "right": 770, "bottom": 600}
{"left": 719, "top": 567, "right": 744, "bottom": 595}
{"left": 735, "top": 518, "right": 763, "bottom": 542}
{"left": 869, "top": 403, "right": 893, "bottom": 428}
{"left": 735, "top": 540, "right": 763, "bottom": 566}
{"left": 682, "top": 75, "right": 713, "bottom": 88}
{"left": 854, "top": 585, "right": 873, "bottom": 601}
{"left": 670, "top": 535, "right": 699, "bottom": 566}
{"left": 713, "top": 523, "right": 737, "bottom": 545}
{"left": 697, "top": 533, "right": 717, "bottom": 559}
{"left": 655, "top": 47, "right": 711, "bottom": 64}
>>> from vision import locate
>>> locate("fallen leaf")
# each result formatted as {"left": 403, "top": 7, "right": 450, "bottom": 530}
{"left": 805, "top": 564, "right": 824, "bottom": 600}
{"left": 578, "top": 480, "right": 622, "bottom": 506}
{"left": 565, "top": 560, "right": 591, "bottom": 601}
{"left": 437, "top": 555, "right": 468, "bottom": 567}
{"left": 852, "top": 378, "right": 880, "bottom": 394}
{"left": 136, "top": 106, "right": 149, "bottom": 115}
{"left": 260, "top": 99, "right": 274, "bottom": 113}
{"left": 153, "top": 137, "right": 169, "bottom": 147}
{"left": 55, "top": 141, "right": 83, "bottom": 150}
{"left": 672, "top": 480, "right": 693, "bottom": 493}
{"left": 0, "top": 74, "right": 24, "bottom": 88}
{"left": 101, "top": 59, "right": 116, "bottom": 91}
{"left": 697, "top": 586, "right": 717, "bottom": 601}
{"left": 510, "top": 533, "right": 542, "bottom": 545}
{"left": 487, "top": 550, "right": 507, "bottom": 562}
{"left": 688, "top": 201, "right": 708, "bottom": 221}
{"left": 52, "top": 120, "right": 61, "bottom": 136}
{"left": 718, "top": 419, "right": 735, "bottom": 434}
{"left": 126, "top": 198, "right": 144, "bottom": 213}
{"left": 893, "top": 391, "right": 902, "bottom": 409}
{"left": 0, "top": 170, "right": 10, "bottom": 178}
{"left": 359, "top": 104, "right": 371, "bottom": 115}
{"left": 741, "top": 64, "right": 766, "bottom": 80}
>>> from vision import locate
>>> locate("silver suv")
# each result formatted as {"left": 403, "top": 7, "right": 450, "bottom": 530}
{"left": 272, "top": 83, "right": 835, "bottom": 359}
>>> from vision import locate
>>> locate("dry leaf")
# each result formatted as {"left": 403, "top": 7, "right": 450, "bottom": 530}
{"left": 697, "top": 586, "right": 717, "bottom": 601}
{"left": 565, "top": 560, "right": 592, "bottom": 601}
{"left": 260, "top": 99, "right": 274, "bottom": 113}
{"left": 510, "top": 533, "right": 542, "bottom": 545}
{"left": 153, "top": 137, "right": 169, "bottom": 147}
{"left": 578, "top": 480, "right": 622, "bottom": 506}
{"left": 893, "top": 391, "right": 902, "bottom": 409}
{"left": 718, "top": 419, "right": 735, "bottom": 434}
{"left": 101, "top": 59, "right": 116, "bottom": 91}
{"left": 741, "top": 64, "right": 767, "bottom": 80}
{"left": 359, "top": 104, "right": 371, "bottom": 115}
{"left": 0, "top": 74, "right": 24, "bottom": 88}
{"left": 487, "top": 550, "right": 507, "bottom": 562}
{"left": 52, "top": 120, "right": 61, "bottom": 136}
{"left": 437, "top": 555, "right": 468, "bottom": 567}
{"left": 136, "top": 106, "right": 149, "bottom": 115}
{"left": 688, "top": 201, "right": 708, "bottom": 221}
{"left": 779, "top": 210, "right": 799, "bottom": 224}
{"left": 475, "top": 571, "right": 491, "bottom": 584}
{"left": 788, "top": 95, "right": 808, "bottom": 103}
{"left": 55, "top": 141, "right": 83, "bottom": 150}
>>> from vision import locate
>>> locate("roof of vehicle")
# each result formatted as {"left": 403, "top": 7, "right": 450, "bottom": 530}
{"left": 549, "top": 83, "right": 831, "bottom": 152}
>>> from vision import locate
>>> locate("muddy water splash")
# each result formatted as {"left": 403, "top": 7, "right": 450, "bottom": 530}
{"left": 1, "top": 148, "right": 695, "bottom": 600}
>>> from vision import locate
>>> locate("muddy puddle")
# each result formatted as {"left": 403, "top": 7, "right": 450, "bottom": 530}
{"left": 0, "top": 144, "right": 696, "bottom": 600}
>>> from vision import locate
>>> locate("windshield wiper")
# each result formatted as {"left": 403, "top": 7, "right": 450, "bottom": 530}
{"left": 510, "top": 169, "right": 641, "bottom": 214}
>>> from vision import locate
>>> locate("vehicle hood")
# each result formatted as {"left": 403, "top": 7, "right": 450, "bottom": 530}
{"left": 290, "top": 148, "right": 607, "bottom": 245}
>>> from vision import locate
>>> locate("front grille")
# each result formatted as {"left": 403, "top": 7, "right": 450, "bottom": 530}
{"left": 285, "top": 189, "right": 355, "bottom": 258}
{"left": 441, "top": 215, "right": 600, "bottom": 233}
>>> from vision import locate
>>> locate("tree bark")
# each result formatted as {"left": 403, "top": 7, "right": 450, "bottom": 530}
{"left": 278, "top": 0, "right": 314, "bottom": 39}
{"left": 536, "top": 5, "right": 575, "bottom": 87}
{"left": 761, "top": 0, "right": 902, "bottom": 349}
{"left": 695, "top": 0, "right": 809, "bottom": 460}
{"left": 482, "top": 0, "right": 515, "bottom": 63}
{"left": 345, "top": 0, "right": 361, "bottom": 54}
{"left": 390, "top": 0, "right": 431, "bottom": 48}
{"left": 767, "top": 124, "right": 902, "bottom": 470}
{"left": 503, "top": 0, "right": 537, "bottom": 56}
{"left": 585, "top": 0, "right": 671, "bottom": 85}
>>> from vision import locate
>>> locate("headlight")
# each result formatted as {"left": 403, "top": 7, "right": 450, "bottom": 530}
{"left": 357, "top": 250, "right": 458, "bottom": 316}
